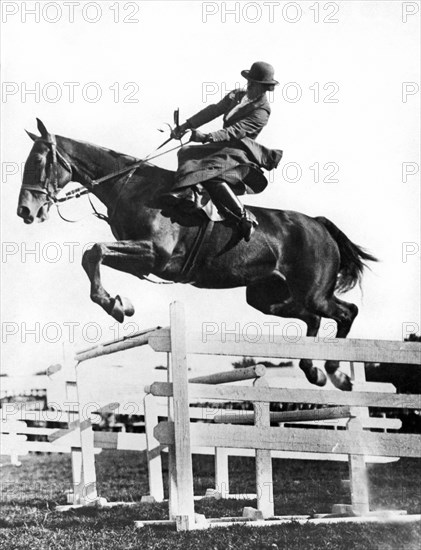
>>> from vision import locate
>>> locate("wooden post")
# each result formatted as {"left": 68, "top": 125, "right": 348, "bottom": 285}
{"left": 63, "top": 378, "right": 83, "bottom": 505}
{"left": 215, "top": 448, "right": 230, "bottom": 497}
{"left": 347, "top": 362, "right": 370, "bottom": 515}
{"left": 144, "top": 393, "right": 164, "bottom": 502}
{"left": 254, "top": 377, "right": 274, "bottom": 518}
{"left": 169, "top": 302, "right": 195, "bottom": 530}
{"left": 7, "top": 421, "right": 23, "bottom": 467}
{"left": 74, "top": 364, "right": 98, "bottom": 505}
{"left": 166, "top": 350, "right": 178, "bottom": 520}
{"left": 70, "top": 446, "right": 83, "bottom": 504}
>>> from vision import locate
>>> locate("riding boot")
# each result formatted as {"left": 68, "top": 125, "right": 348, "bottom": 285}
{"left": 203, "top": 180, "right": 258, "bottom": 241}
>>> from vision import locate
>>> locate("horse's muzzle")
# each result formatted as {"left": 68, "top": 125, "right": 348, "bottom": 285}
{"left": 17, "top": 205, "right": 34, "bottom": 224}
{"left": 17, "top": 190, "right": 50, "bottom": 223}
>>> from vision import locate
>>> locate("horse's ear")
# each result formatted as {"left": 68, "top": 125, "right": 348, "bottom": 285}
{"left": 36, "top": 118, "right": 49, "bottom": 138}
{"left": 25, "top": 130, "right": 38, "bottom": 141}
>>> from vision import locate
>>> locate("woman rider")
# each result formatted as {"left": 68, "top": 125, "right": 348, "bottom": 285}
{"left": 168, "top": 61, "right": 283, "bottom": 241}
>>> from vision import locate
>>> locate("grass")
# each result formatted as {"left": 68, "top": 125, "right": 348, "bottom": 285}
{"left": 1, "top": 451, "right": 420, "bottom": 549}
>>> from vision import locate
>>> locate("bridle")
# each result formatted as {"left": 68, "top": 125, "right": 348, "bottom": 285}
{"left": 21, "top": 135, "right": 74, "bottom": 203}
{"left": 20, "top": 133, "right": 185, "bottom": 222}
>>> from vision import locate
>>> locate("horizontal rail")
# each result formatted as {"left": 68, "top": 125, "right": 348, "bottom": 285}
{"left": 155, "top": 421, "right": 421, "bottom": 459}
{"left": 2, "top": 425, "right": 66, "bottom": 437}
{"left": 148, "top": 328, "right": 421, "bottom": 364}
{"left": 148, "top": 381, "right": 421, "bottom": 409}
{"left": 185, "top": 445, "right": 399, "bottom": 463}
{"left": 76, "top": 326, "right": 162, "bottom": 355}
{"left": 214, "top": 406, "right": 353, "bottom": 424}
{"left": 0, "top": 409, "right": 78, "bottom": 423}
{"left": 75, "top": 327, "right": 165, "bottom": 362}
{"left": 49, "top": 428, "right": 147, "bottom": 451}
{"left": 189, "top": 365, "right": 266, "bottom": 385}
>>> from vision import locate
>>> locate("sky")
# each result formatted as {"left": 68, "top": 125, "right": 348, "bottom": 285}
{"left": 1, "top": 0, "right": 420, "bottom": 378}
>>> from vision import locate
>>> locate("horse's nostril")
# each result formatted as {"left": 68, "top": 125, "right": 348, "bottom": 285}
{"left": 17, "top": 205, "right": 32, "bottom": 221}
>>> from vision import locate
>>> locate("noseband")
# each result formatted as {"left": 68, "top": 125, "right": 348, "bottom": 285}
{"left": 21, "top": 135, "right": 73, "bottom": 202}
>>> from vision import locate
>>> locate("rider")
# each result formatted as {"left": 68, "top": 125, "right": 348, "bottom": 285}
{"left": 168, "top": 61, "right": 283, "bottom": 241}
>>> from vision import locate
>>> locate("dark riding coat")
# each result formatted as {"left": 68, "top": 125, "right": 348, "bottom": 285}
{"left": 174, "top": 89, "right": 283, "bottom": 194}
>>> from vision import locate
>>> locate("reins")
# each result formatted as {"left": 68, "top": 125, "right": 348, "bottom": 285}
{"left": 28, "top": 137, "right": 185, "bottom": 223}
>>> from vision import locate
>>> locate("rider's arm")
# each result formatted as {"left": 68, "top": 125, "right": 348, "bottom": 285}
{"left": 207, "top": 107, "right": 269, "bottom": 142}
{"left": 183, "top": 91, "right": 237, "bottom": 130}
{"left": 173, "top": 93, "right": 234, "bottom": 139}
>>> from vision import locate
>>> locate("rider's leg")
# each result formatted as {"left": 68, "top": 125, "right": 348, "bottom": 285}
{"left": 160, "top": 186, "right": 196, "bottom": 208}
{"left": 202, "top": 179, "right": 258, "bottom": 241}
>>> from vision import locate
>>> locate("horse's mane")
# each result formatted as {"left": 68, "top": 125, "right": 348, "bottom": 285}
{"left": 57, "top": 134, "right": 140, "bottom": 165}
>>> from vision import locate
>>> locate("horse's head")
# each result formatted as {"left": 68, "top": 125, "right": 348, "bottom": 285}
{"left": 17, "top": 119, "right": 73, "bottom": 224}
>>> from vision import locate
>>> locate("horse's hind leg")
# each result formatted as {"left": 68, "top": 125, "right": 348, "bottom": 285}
{"left": 308, "top": 295, "right": 359, "bottom": 390}
{"left": 296, "top": 313, "right": 327, "bottom": 387}
{"left": 246, "top": 275, "right": 327, "bottom": 387}
{"left": 324, "top": 298, "right": 358, "bottom": 390}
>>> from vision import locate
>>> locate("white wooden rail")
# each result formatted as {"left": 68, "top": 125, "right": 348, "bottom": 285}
{"left": 136, "top": 301, "right": 421, "bottom": 531}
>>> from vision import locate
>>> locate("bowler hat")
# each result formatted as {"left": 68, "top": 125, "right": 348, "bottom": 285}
{"left": 241, "top": 61, "right": 279, "bottom": 85}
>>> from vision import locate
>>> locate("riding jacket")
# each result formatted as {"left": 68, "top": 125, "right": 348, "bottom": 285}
{"left": 173, "top": 89, "right": 283, "bottom": 194}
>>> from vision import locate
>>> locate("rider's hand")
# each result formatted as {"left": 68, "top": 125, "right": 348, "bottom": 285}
{"left": 189, "top": 130, "right": 210, "bottom": 143}
{"left": 171, "top": 123, "right": 189, "bottom": 140}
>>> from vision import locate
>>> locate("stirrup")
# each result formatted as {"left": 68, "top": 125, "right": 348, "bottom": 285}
{"left": 161, "top": 188, "right": 198, "bottom": 210}
{"left": 239, "top": 210, "right": 258, "bottom": 242}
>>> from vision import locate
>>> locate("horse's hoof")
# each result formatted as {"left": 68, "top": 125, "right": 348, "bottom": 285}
{"left": 118, "top": 296, "right": 135, "bottom": 317}
{"left": 304, "top": 367, "right": 327, "bottom": 387}
{"left": 325, "top": 360, "right": 339, "bottom": 375}
{"left": 109, "top": 296, "right": 125, "bottom": 323}
{"left": 328, "top": 371, "right": 352, "bottom": 391}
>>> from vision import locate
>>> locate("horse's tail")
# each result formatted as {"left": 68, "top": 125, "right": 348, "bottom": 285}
{"left": 315, "top": 216, "right": 378, "bottom": 294}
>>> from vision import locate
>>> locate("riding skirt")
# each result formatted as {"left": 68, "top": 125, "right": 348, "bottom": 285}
{"left": 173, "top": 140, "right": 271, "bottom": 195}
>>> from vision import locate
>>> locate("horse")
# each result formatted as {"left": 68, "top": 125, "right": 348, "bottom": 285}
{"left": 17, "top": 119, "right": 377, "bottom": 391}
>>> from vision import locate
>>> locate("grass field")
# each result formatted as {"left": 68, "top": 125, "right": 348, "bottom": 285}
{"left": 1, "top": 450, "right": 420, "bottom": 549}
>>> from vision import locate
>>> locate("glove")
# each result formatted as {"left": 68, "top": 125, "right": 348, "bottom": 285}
{"left": 189, "top": 130, "right": 210, "bottom": 143}
{"left": 171, "top": 122, "right": 189, "bottom": 141}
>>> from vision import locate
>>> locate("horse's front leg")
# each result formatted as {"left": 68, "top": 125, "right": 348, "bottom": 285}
{"left": 82, "top": 241, "right": 159, "bottom": 322}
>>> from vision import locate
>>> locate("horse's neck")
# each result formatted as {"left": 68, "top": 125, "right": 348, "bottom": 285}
{"left": 57, "top": 136, "right": 174, "bottom": 225}
{"left": 58, "top": 135, "right": 142, "bottom": 206}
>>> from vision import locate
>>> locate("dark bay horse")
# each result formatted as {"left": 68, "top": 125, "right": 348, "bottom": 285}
{"left": 17, "top": 119, "right": 377, "bottom": 390}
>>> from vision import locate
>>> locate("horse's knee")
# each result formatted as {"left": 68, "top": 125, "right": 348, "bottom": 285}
{"left": 82, "top": 243, "right": 105, "bottom": 270}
